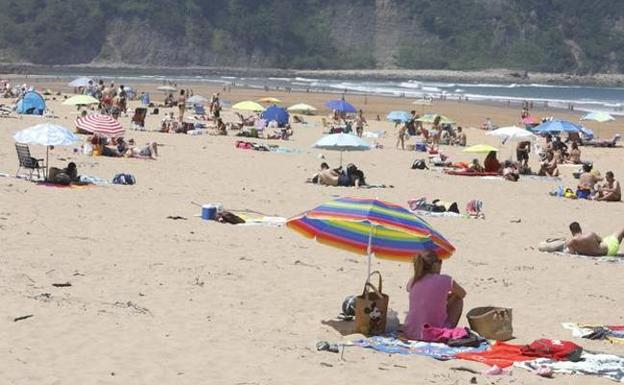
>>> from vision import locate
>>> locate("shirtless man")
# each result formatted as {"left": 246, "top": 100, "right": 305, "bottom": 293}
{"left": 577, "top": 163, "right": 602, "bottom": 199}
{"left": 566, "top": 222, "right": 624, "bottom": 256}
{"left": 595, "top": 171, "right": 621, "bottom": 202}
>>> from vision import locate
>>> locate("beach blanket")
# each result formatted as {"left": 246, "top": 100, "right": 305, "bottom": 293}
{"left": 445, "top": 170, "right": 499, "bottom": 177}
{"left": 515, "top": 352, "right": 624, "bottom": 383}
{"left": 351, "top": 336, "right": 489, "bottom": 360}
{"left": 36, "top": 182, "right": 93, "bottom": 189}
{"left": 233, "top": 212, "right": 286, "bottom": 227}
{"left": 455, "top": 341, "right": 536, "bottom": 368}
{"left": 550, "top": 251, "right": 624, "bottom": 263}
{"left": 562, "top": 323, "right": 624, "bottom": 344}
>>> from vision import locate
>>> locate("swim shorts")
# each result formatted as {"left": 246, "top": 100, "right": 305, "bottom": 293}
{"left": 601, "top": 235, "right": 620, "bottom": 256}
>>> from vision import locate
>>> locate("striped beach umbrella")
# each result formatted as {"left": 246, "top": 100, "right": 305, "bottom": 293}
{"left": 75, "top": 114, "right": 124, "bottom": 137}
{"left": 287, "top": 197, "right": 455, "bottom": 277}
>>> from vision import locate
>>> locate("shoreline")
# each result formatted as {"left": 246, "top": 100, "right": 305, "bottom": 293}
{"left": 2, "top": 63, "right": 624, "bottom": 87}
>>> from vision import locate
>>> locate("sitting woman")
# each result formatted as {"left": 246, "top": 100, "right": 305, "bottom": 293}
{"left": 483, "top": 151, "right": 501, "bottom": 173}
{"left": 404, "top": 251, "right": 466, "bottom": 341}
{"left": 48, "top": 162, "right": 78, "bottom": 185}
{"left": 539, "top": 151, "right": 559, "bottom": 177}
{"left": 567, "top": 141, "right": 582, "bottom": 164}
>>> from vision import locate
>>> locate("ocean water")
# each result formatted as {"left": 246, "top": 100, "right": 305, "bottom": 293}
{"left": 58, "top": 73, "right": 624, "bottom": 114}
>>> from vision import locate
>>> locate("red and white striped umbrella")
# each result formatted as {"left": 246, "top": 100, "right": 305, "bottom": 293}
{"left": 75, "top": 114, "right": 125, "bottom": 137}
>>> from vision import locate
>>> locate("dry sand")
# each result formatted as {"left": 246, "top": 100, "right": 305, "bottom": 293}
{"left": 1, "top": 78, "right": 624, "bottom": 384}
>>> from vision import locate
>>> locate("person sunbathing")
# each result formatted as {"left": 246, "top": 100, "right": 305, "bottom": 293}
{"left": 539, "top": 151, "right": 559, "bottom": 177}
{"left": 576, "top": 163, "right": 602, "bottom": 199}
{"left": 48, "top": 162, "right": 78, "bottom": 185}
{"left": 567, "top": 141, "right": 582, "bottom": 164}
{"left": 403, "top": 251, "right": 466, "bottom": 341}
{"left": 566, "top": 221, "right": 623, "bottom": 256}
{"left": 468, "top": 158, "right": 484, "bottom": 172}
{"left": 483, "top": 151, "right": 501, "bottom": 173}
{"left": 502, "top": 161, "right": 520, "bottom": 181}
{"left": 595, "top": 171, "right": 621, "bottom": 202}
{"left": 311, "top": 162, "right": 340, "bottom": 186}
{"left": 452, "top": 126, "right": 467, "bottom": 146}
{"left": 126, "top": 142, "right": 158, "bottom": 159}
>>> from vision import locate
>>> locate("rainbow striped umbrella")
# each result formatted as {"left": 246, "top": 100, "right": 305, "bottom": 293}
{"left": 287, "top": 197, "right": 454, "bottom": 276}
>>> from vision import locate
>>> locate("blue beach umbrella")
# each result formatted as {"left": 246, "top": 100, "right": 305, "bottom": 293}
{"left": 325, "top": 99, "right": 357, "bottom": 114}
{"left": 386, "top": 111, "right": 411, "bottom": 122}
{"left": 534, "top": 119, "right": 582, "bottom": 134}
{"left": 261, "top": 105, "right": 290, "bottom": 127}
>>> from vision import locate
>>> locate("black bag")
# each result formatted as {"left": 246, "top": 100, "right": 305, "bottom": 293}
{"left": 411, "top": 159, "right": 428, "bottom": 170}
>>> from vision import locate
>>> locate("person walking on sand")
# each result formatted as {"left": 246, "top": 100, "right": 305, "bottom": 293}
{"left": 396, "top": 123, "right": 407, "bottom": 150}
{"left": 566, "top": 222, "right": 624, "bottom": 256}
{"left": 355, "top": 109, "right": 367, "bottom": 138}
{"left": 178, "top": 89, "right": 187, "bottom": 122}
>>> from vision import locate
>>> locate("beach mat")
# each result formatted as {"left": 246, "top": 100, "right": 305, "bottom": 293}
{"left": 350, "top": 335, "right": 489, "bottom": 360}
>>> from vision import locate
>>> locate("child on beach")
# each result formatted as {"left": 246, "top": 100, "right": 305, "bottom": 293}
{"left": 404, "top": 252, "right": 466, "bottom": 340}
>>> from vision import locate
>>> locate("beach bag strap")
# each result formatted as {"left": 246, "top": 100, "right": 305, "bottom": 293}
{"left": 363, "top": 270, "right": 383, "bottom": 296}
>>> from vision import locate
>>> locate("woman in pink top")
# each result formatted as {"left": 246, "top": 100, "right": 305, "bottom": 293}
{"left": 404, "top": 251, "right": 466, "bottom": 340}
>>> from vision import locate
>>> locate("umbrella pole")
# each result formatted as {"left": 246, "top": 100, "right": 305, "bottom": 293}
{"left": 340, "top": 151, "right": 343, "bottom": 167}
{"left": 45, "top": 146, "right": 49, "bottom": 181}
{"left": 366, "top": 226, "right": 373, "bottom": 281}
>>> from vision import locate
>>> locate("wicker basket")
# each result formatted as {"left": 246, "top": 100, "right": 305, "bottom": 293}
{"left": 466, "top": 306, "right": 513, "bottom": 341}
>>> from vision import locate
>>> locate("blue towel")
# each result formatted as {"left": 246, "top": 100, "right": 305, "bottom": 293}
{"left": 351, "top": 336, "right": 489, "bottom": 360}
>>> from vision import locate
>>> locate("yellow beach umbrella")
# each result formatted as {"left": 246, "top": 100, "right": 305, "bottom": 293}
{"left": 232, "top": 101, "right": 264, "bottom": 112}
{"left": 287, "top": 103, "right": 317, "bottom": 112}
{"left": 63, "top": 95, "right": 99, "bottom": 106}
{"left": 258, "top": 97, "right": 281, "bottom": 104}
{"left": 463, "top": 144, "right": 499, "bottom": 153}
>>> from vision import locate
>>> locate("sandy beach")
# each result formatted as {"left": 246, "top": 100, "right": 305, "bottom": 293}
{"left": 1, "top": 77, "right": 624, "bottom": 384}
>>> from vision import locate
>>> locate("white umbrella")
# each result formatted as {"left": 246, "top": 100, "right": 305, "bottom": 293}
{"left": 68, "top": 77, "right": 93, "bottom": 88}
{"left": 312, "top": 133, "right": 371, "bottom": 166}
{"left": 287, "top": 103, "right": 317, "bottom": 113}
{"left": 486, "top": 126, "right": 537, "bottom": 143}
{"left": 13, "top": 123, "right": 80, "bottom": 179}
{"left": 187, "top": 95, "right": 207, "bottom": 104}
{"left": 581, "top": 111, "right": 615, "bottom": 123}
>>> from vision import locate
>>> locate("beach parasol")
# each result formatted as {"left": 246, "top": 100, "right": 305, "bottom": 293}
{"left": 581, "top": 111, "right": 615, "bottom": 123}
{"left": 75, "top": 114, "right": 124, "bottom": 138}
{"left": 463, "top": 144, "right": 499, "bottom": 153}
{"left": 261, "top": 106, "right": 289, "bottom": 126}
{"left": 312, "top": 133, "right": 370, "bottom": 166}
{"left": 534, "top": 119, "right": 582, "bottom": 135}
{"left": 232, "top": 101, "right": 264, "bottom": 112}
{"left": 287, "top": 103, "right": 317, "bottom": 113}
{"left": 13, "top": 123, "right": 79, "bottom": 179}
{"left": 386, "top": 111, "right": 411, "bottom": 123}
{"left": 486, "top": 126, "right": 537, "bottom": 143}
{"left": 325, "top": 99, "right": 357, "bottom": 114}
{"left": 258, "top": 97, "right": 281, "bottom": 104}
{"left": 68, "top": 77, "right": 93, "bottom": 88}
{"left": 287, "top": 197, "right": 455, "bottom": 278}
{"left": 187, "top": 95, "right": 207, "bottom": 105}
{"left": 63, "top": 95, "right": 99, "bottom": 106}
{"left": 415, "top": 113, "right": 455, "bottom": 124}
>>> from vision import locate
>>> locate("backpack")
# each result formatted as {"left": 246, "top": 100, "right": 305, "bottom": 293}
{"left": 112, "top": 173, "right": 136, "bottom": 185}
{"left": 411, "top": 159, "right": 428, "bottom": 170}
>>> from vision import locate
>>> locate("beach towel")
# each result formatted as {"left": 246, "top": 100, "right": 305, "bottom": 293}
{"left": 455, "top": 341, "right": 536, "bottom": 368}
{"left": 515, "top": 352, "right": 624, "bottom": 383}
{"left": 549, "top": 251, "right": 624, "bottom": 263}
{"left": 563, "top": 323, "right": 624, "bottom": 344}
{"left": 351, "top": 335, "right": 489, "bottom": 360}
{"left": 445, "top": 170, "right": 499, "bottom": 177}
{"left": 35, "top": 182, "right": 92, "bottom": 189}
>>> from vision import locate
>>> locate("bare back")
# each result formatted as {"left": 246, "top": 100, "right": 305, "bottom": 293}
{"left": 566, "top": 232, "right": 607, "bottom": 256}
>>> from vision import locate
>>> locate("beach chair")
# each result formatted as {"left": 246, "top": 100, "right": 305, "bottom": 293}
{"left": 194, "top": 104, "right": 206, "bottom": 115}
{"left": 15, "top": 143, "right": 45, "bottom": 180}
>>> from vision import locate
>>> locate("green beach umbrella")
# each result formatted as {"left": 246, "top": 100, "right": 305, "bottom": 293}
{"left": 415, "top": 113, "right": 455, "bottom": 125}
{"left": 463, "top": 144, "right": 499, "bottom": 154}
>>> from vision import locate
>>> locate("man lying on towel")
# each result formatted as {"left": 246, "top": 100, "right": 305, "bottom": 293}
{"left": 566, "top": 222, "right": 623, "bottom": 256}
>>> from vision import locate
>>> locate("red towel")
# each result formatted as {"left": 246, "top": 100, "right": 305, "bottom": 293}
{"left": 456, "top": 341, "right": 535, "bottom": 368}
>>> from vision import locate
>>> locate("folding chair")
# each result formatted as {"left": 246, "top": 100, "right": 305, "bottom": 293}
{"left": 15, "top": 143, "right": 45, "bottom": 180}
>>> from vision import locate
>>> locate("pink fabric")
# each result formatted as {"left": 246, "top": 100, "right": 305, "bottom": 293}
{"left": 404, "top": 274, "right": 453, "bottom": 340}
{"left": 421, "top": 325, "right": 468, "bottom": 343}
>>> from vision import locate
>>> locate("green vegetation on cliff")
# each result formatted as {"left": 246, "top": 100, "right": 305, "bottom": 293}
{"left": 0, "top": 0, "right": 623, "bottom": 73}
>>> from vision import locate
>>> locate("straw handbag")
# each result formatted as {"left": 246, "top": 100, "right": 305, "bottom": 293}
{"left": 355, "top": 271, "right": 389, "bottom": 336}
{"left": 467, "top": 306, "right": 513, "bottom": 341}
